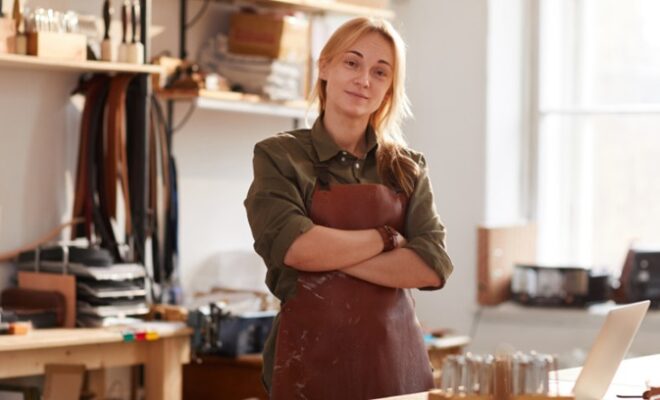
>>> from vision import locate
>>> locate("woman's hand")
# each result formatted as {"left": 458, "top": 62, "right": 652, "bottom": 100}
{"left": 340, "top": 246, "right": 442, "bottom": 289}
{"left": 284, "top": 226, "right": 384, "bottom": 271}
{"left": 339, "top": 227, "right": 442, "bottom": 289}
{"left": 393, "top": 230, "right": 407, "bottom": 248}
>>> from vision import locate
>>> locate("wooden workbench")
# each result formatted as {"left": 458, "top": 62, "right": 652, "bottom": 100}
{"left": 378, "top": 354, "right": 660, "bottom": 400}
{"left": 0, "top": 326, "right": 191, "bottom": 400}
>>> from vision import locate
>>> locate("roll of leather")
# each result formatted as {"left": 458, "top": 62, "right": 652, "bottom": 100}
{"left": 1, "top": 288, "right": 66, "bottom": 327}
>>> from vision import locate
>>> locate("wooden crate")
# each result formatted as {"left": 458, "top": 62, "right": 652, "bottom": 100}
{"left": 477, "top": 224, "right": 536, "bottom": 306}
{"left": 0, "top": 18, "right": 16, "bottom": 53}
{"left": 337, "top": 0, "right": 390, "bottom": 8}
{"left": 27, "top": 31, "right": 86, "bottom": 62}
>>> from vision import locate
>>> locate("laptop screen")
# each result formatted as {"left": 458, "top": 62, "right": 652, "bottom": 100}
{"left": 571, "top": 300, "right": 650, "bottom": 400}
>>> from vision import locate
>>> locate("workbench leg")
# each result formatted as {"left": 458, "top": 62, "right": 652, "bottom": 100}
{"left": 145, "top": 337, "right": 188, "bottom": 400}
{"left": 88, "top": 369, "right": 106, "bottom": 400}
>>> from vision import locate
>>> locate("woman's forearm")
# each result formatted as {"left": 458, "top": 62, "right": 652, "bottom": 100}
{"left": 284, "top": 225, "right": 383, "bottom": 271}
{"left": 341, "top": 248, "right": 442, "bottom": 289}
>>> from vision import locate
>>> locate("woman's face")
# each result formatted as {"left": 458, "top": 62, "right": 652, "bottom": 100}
{"left": 320, "top": 32, "right": 394, "bottom": 121}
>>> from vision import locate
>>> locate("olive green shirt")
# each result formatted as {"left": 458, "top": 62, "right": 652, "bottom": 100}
{"left": 244, "top": 117, "right": 454, "bottom": 390}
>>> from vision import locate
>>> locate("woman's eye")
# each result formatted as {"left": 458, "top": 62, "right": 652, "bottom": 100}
{"left": 374, "top": 69, "right": 389, "bottom": 78}
{"left": 345, "top": 59, "right": 358, "bottom": 68}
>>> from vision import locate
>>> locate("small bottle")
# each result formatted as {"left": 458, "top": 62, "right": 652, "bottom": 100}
{"left": 12, "top": 0, "right": 27, "bottom": 55}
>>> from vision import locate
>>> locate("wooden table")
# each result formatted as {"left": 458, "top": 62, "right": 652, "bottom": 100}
{"left": 0, "top": 326, "right": 192, "bottom": 400}
{"left": 554, "top": 354, "right": 660, "bottom": 399}
{"left": 378, "top": 354, "right": 660, "bottom": 399}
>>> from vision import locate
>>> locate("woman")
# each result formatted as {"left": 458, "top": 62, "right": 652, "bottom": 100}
{"left": 244, "top": 17, "right": 454, "bottom": 399}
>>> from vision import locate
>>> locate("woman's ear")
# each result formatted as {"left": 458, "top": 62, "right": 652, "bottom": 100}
{"left": 318, "top": 59, "right": 329, "bottom": 81}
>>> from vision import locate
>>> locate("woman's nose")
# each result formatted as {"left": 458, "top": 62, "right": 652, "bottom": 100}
{"left": 354, "top": 71, "right": 370, "bottom": 88}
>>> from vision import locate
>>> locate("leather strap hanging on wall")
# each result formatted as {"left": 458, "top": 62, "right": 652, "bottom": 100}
{"left": 149, "top": 96, "right": 178, "bottom": 287}
{"left": 148, "top": 103, "right": 166, "bottom": 283}
{"left": 125, "top": 76, "right": 150, "bottom": 267}
{"left": 105, "top": 73, "right": 135, "bottom": 238}
{"left": 163, "top": 134, "right": 179, "bottom": 283}
{"left": 89, "top": 75, "right": 121, "bottom": 260}
{"left": 71, "top": 74, "right": 138, "bottom": 262}
{"left": 72, "top": 75, "right": 110, "bottom": 242}
{"left": 70, "top": 73, "right": 180, "bottom": 298}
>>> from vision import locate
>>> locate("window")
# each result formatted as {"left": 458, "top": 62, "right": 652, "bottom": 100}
{"left": 535, "top": 0, "right": 660, "bottom": 271}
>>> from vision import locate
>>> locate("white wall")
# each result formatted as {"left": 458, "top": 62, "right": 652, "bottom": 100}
{"left": 0, "top": 69, "right": 80, "bottom": 288}
{"left": 392, "top": 0, "right": 487, "bottom": 334}
{"left": 484, "top": 0, "right": 525, "bottom": 225}
{"left": 168, "top": 109, "right": 291, "bottom": 296}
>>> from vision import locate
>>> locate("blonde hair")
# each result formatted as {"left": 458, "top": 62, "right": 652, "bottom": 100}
{"left": 310, "top": 17, "right": 420, "bottom": 196}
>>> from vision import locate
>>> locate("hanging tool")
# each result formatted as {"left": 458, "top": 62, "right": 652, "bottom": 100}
{"left": 101, "top": 0, "right": 115, "bottom": 61}
{"left": 126, "top": 0, "right": 143, "bottom": 64}
{"left": 117, "top": 0, "right": 129, "bottom": 62}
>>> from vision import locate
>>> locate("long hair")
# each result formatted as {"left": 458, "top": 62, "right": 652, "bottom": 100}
{"left": 310, "top": 17, "right": 420, "bottom": 196}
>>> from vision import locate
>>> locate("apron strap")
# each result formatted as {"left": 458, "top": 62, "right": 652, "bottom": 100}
{"left": 309, "top": 136, "right": 333, "bottom": 190}
{"left": 313, "top": 163, "right": 331, "bottom": 190}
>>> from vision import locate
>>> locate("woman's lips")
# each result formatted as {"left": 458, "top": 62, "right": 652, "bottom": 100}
{"left": 345, "top": 90, "right": 369, "bottom": 100}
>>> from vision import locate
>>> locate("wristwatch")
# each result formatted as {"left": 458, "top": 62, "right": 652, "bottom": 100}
{"left": 377, "top": 225, "right": 398, "bottom": 252}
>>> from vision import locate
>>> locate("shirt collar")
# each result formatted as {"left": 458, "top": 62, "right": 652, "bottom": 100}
{"left": 310, "top": 117, "right": 379, "bottom": 162}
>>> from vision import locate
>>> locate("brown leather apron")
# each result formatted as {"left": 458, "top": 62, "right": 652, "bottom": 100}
{"left": 270, "top": 166, "right": 434, "bottom": 399}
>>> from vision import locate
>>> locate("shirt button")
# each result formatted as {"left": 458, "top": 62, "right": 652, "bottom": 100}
{"left": 355, "top": 163, "right": 360, "bottom": 169}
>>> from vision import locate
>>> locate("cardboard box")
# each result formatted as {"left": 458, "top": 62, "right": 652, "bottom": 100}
{"left": 477, "top": 224, "right": 536, "bottom": 306}
{"left": 228, "top": 13, "right": 309, "bottom": 62}
{"left": 27, "top": 31, "right": 87, "bottom": 61}
{"left": 0, "top": 17, "right": 16, "bottom": 53}
{"left": 336, "top": 0, "right": 390, "bottom": 8}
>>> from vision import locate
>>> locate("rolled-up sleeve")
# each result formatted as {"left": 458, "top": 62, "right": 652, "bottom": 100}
{"left": 404, "top": 154, "right": 454, "bottom": 290}
{"left": 244, "top": 141, "right": 315, "bottom": 269}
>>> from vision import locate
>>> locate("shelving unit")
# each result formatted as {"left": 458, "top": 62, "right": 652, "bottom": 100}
{"left": 0, "top": 0, "right": 156, "bottom": 289}
{"left": 158, "top": 88, "right": 314, "bottom": 119}
{"left": 200, "top": 0, "right": 394, "bottom": 19}
{"left": 0, "top": 53, "right": 163, "bottom": 74}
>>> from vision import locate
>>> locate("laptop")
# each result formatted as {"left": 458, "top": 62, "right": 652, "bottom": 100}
{"left": 571, "top": 300, "right": 651, "bottom": 400}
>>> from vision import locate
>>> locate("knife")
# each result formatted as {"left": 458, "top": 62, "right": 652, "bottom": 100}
{"left": 131, "top": 0, "right": 140, "bottom": 44}
{"left": 121, "top": 0, "right": 128, "bottom": 44}
{"left": 11, "top": 0, "right": 20, "bottom": 31}
{"left": 103, "top": 0, "right": 112, "bottom": 40}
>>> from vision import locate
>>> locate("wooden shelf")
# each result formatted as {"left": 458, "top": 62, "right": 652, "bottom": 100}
{"left": 205, "top": 0, "right": 394, "bottom": 19}
{"left": 0, "top": 53, "right": 163, "bottom": 74}
{"left": 540, "top": 104, "right": 660, "bottom": 116}
{"left": 158, "top": 88, "right": 316, "bottom": 119}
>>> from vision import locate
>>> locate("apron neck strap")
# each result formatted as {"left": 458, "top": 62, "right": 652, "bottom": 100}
{"left": 314, "top": 163, "right": 331, "bottom": 190}
{"left": 310, "top": 138, "right": 332, "bottom": 190}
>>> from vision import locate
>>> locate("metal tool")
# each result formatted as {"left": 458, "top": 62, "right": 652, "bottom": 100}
{"left": 131, "top": 0, "right": 138, "bottom": 44}
{"left": 101, "top": 0, "right": 115, "bottom": 61}
{"left": 11, "top": 0, "right": 26, "bottom": 54}
{"left": 103, "top": 0, "right": 112, "bottom": 40}
{"left": 117, "top": 0, "right": 129, "bottom": 62}
{"left": 126, "top": 0, "right": 143, "bottom": 64}
{"left": 437, "top": 351, "right": 557, "bottom": 397}
{"left": 11, "top": 0, "right": 18, "bottom": 26}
